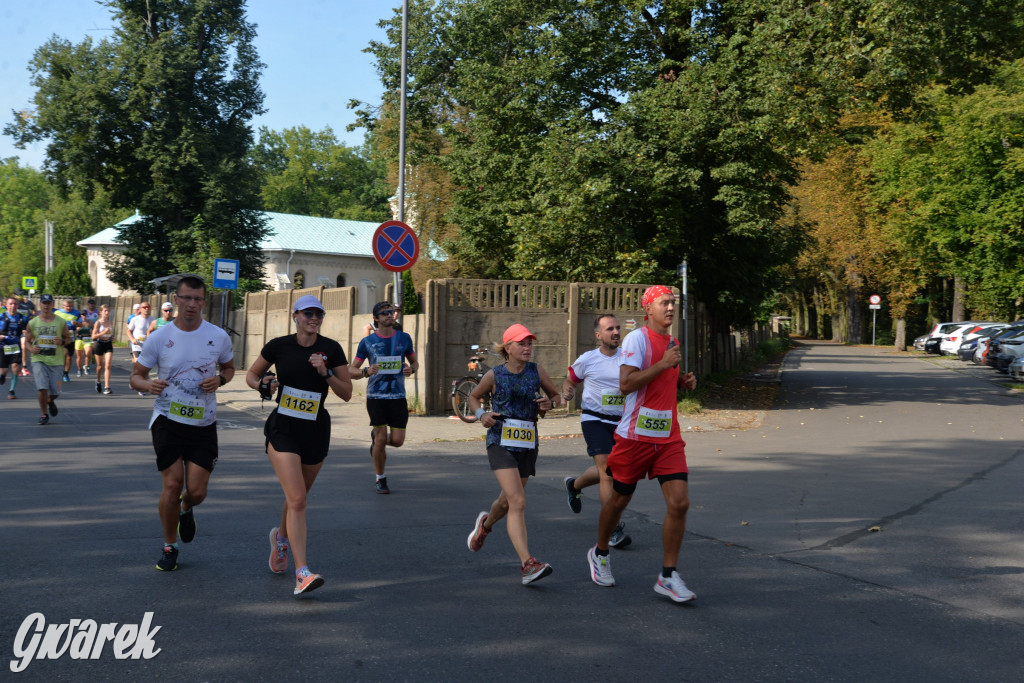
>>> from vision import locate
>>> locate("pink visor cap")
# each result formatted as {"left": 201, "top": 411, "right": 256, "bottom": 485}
{"left": 503, "top": 323, "right": 537, "bottom": 345}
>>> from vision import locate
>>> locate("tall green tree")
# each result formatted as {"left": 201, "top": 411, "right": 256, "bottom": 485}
{"left": 252, "top": 126, "right": 391, "bottom": 221}
{"left": 863, "top": 59, "right": 1024, "bottom": 322}
{"left": 5, "top": 0, "right": 269, "bottom": 295}
{"left": 363, "top": 0, "right": 1024, "bottom": 328}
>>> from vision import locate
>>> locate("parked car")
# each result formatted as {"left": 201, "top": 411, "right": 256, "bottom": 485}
{"left": 995, "top": 336, "right": 1024, "bottom": 372}
{"left": 973, "top": 325, "right": 1024, "bottom": 365}
{"left": 939, "top": 323, "right": 1001, "bottom": 355}
{"left": 1008, "top": 355, "right": 1024, "bottom": 381}
{"left": 913, "top": 334, "right": 929, "bottom": 351}
{"left": 985, "top": 327, "right": 1024, "bottom": 368}
{"left": 923, "top": 321, "right": 994, "bottom": 355}
{"left": 957, "top": 326, "right": 1009, "bottom": 361}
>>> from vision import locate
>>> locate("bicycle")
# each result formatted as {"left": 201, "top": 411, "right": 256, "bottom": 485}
{"left": 450, "top": 344, "right": 494, "bottom": 423}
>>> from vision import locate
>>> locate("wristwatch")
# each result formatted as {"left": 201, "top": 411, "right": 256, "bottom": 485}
{"left": 325, "top": 369, "right": 333, "bottom": 378}
{"left": 218, "top": 375, "right": 228, "bottom": 386}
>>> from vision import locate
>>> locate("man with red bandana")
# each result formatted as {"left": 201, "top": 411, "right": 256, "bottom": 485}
{"left": 586, "top": 285, "right": 699, "bottom": 603}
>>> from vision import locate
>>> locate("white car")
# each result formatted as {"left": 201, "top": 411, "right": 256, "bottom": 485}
{"left": 939, "top": 323, "right": 1004, "bottom": 355}
{"left": 925, "top": 321, "right": 996, "bottom": 355}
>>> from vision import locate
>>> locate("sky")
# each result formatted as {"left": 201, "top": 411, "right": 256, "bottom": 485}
{"left": 0, "top": 0, "right": 395, "bottom": 169}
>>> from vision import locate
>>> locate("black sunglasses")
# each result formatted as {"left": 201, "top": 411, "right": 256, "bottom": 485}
{"left": 300, "top": 308, "right": 325, "bottom": 319}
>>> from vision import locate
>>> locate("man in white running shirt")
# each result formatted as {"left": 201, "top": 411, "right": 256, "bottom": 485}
{"left": 560, "top": 314, "right": 631, "bottom": 548}
{"left": 130, "top": 276, "right": 235, "bottom": 572}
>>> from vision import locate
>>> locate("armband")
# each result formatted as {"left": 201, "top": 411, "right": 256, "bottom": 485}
{"left": 475, "top": 407, "right": 486, "bottom": 420}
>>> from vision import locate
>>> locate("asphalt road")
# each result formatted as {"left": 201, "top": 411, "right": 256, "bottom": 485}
{"left": 1, "top": 341, "right": 1021, "bottom": 681}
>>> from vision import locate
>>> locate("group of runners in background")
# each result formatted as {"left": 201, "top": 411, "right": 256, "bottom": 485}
{"left": 7, "top": 280, "right": 696, "bottom": 603}
{"left": 0, "top": 293, "right": 175, "bottom": 422}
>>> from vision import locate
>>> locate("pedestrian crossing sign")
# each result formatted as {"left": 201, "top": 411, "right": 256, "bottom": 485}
{"left": 21, "top": 276, "right": 37, "bottom": 291}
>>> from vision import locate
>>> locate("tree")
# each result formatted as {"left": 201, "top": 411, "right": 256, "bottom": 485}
{"left": 362, "top": 0, "right": 1024, "bottom": 328}
{"left": 0, "top": 158, "right": 52, "bottom": 293}
{"left": 5, "top": 0, "right": 269, "bottom": 295}
{"left": 252, "top": 126, "right": 391, "bottom": 222}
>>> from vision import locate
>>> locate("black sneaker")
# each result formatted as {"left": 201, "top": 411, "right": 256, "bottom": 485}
{"left": 38, "top": 415, "right": 49, "bottom": 425}
{"left": 564, "top": 476, "right": 582, "bottom": 514}
{"left": 8, "top": 390, "right": 15, "bottom": 400}
{"left": 156, "top": 545, "right": 178, "bottom": 571}
{"left": 0, "top": 373, "right": 5, "bottom": 385}
{"left": 177, "top": 502, "right": 197, "bottom": 543}
{"left": 95, "top": 381, "right": 102, "bottom": 394}
{"left": 48, "top": 400, "right": 58, "bottom": 416}
{"left": 609, "top": 521, "right": 632, "bottom": 548}
{"left": 103, "top": 387, "right": 112, "bottom": 395}
{"left": 375, "top": 477, "right": 390, "bottom": 494}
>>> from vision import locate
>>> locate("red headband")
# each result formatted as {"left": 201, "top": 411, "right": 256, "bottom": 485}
{"left": 641, "top": 285, "right": 673, "bottom": 309}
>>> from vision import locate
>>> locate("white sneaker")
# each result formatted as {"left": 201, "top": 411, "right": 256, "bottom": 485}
{"left": 587, "top": 545, "right": 614, "bottom": 587}
{"left": 654, "top": 571, "right": 696, "bottom": 603}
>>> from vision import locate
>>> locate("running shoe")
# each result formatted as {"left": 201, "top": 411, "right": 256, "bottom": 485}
{"left": 587, "top": 545, "right": 615, "bottom": 587}
{"left": 0, "top": 373, "right": 5, "bottom": 385}
{"left": 48, "top": 400, "right": 58, "bottom": 416}
{"left": 20, "top": 368, "right": 30, "bottom": 376}
{"left": 95, "top": 381, "right": 102, "bottom": 394}
{"left": 375, "top": 477, "right": 389, "bottom": 494}
{"left": 138, "top": 391, "right": 146, "bottom": 396}
{"left": 654, "top": 571, "right": 696, "bottom": 603}
{"left": 268, "top": 526, "right": 288, "bottom": 574}
{"left": 63, "top": 372, "right": 70, "bottom": 382}
{"left": 564, "top": 476, "right": 582, "bottom": 514}
{"left": 177, "top": 500, "right": 197, "bottom": 543}
{"left": 156, "top": 545, "right": 178, "bottom": 571}
{"left": 294, "top": 569, "right": 324, "bottom": 595}
{"left": 103, "top": 387, "right": 112, "bottom": 395}
{"left": 77, "top": 370, "right": 83, "bottom": 377}
{"left": 467, "top": 511, "right": 490, "bottom": 552}
{"left": 609, "top": 522, "right": 632, "bottom": 549}
{"left": 38, "top": 415, "right": 49, "bottom": 426}
{"left": 8, "top": 391, "right": 15, "bottom": 400}
{"left": 521, "top": 557, "right": 553, "bottom": 585}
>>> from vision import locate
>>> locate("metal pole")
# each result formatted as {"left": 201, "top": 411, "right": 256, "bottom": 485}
{"left": 395, "top": 0, "right": 409, "bottom": 312}
{"left": 682, "top": 260, "right": 689, "bottom": 374}
{"left": 872, "top": 309, "right": 877, "bottom": 345}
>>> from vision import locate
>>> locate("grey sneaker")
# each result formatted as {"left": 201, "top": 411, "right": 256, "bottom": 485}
{"left": 609, "top": 521, "right": 632, "bottom": 548}
{"left": 654, "top": 571, "right": 696, "bottom": 603}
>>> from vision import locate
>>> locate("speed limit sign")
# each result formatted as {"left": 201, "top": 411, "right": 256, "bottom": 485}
{"left": 869, "top": 294, "right": 881, "bottom": 305}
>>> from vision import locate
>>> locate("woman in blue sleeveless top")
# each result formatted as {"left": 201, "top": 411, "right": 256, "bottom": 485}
{"left": 465, "top": 323, "right": 561, "bottom": 585}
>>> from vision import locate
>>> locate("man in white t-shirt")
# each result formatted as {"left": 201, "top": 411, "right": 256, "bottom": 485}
{"left": 560, "top": 314, "right": 631, "bottom": 548}
{"left": 130, "top": 276, "right": 235, "bottom": 572}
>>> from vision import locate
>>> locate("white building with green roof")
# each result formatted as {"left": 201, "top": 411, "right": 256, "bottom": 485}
{"left": 77, "top": 211, "right": 393, "bottom": 312}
